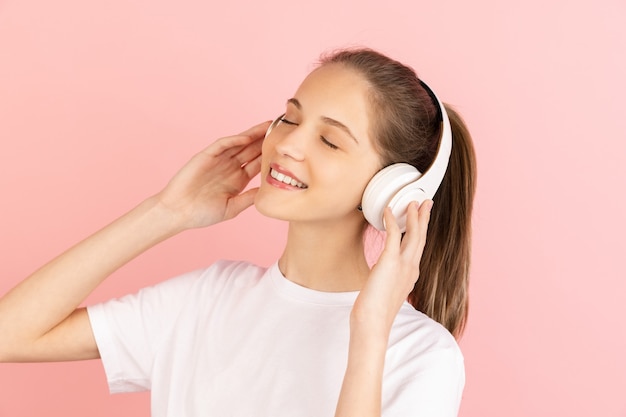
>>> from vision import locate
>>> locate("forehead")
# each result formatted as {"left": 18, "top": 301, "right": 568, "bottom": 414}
{"left": 293, "top": 64, "right": 373, "bottom": 141}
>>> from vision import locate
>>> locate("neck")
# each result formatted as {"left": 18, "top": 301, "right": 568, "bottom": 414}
{"left": 278, "top": 219, "right": 370, "bottom": 292}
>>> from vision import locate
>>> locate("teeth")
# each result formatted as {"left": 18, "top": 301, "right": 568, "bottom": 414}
{"left": 270, "top": 168, "right": 307, "bottom": 188}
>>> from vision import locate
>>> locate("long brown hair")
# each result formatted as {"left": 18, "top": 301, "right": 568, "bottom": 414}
{"left": 320, "top": 49, "right": 477, "bottom": 338}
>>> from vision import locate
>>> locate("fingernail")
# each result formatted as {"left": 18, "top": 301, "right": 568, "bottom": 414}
{"left": 426, "top": 200, "right": 434, "bottom": 212}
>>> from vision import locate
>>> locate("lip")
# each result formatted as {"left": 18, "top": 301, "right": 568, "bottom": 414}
{"left": 266, "top": 163, "right": 308, "bottom": 190}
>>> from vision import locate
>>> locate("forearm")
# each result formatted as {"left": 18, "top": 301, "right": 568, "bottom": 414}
{"left": 0, "top": 124, "right": 265, "bottom": 363}
{"left": 0, "top": 196, "right": 184, "bottom": 356}
{"left": 335, "top": 325, "right": 389, "bottom": 417}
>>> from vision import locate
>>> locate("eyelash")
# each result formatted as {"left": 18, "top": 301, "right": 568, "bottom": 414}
{"left": 279, "top": 117, "right": 339, "bottom": 150}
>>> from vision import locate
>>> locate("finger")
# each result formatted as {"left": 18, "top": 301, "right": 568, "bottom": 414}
{"left": 242, "top": 153, "right": 262, "bottom": 178}
{"left": 233, "top": 136, "right": 263, "bottom": 166}
{"left": 207, "top": 121, "right": 271, "bottom": 157}
{"left": 381, "top": 207, "right": 401, "bottom": 256}
{"left": 206, "top": 135, "right": 254, "bottom": 158}
{"left": 238, "top": 120, "right": 272, "bottom": 138}
{"left": 224, "top": 187, "right": 259, "bottom": 220}
{"left": 224, "top": 121, "right": 270, "bottom": 159}
{"left": 400, "top": 201, "right": 421, "bottom": 252}
{"left": 417, "top": 199, "right": 434, "bottom": 240}
{"left": 403, "top": 200, "right": 433, "bottom": 255}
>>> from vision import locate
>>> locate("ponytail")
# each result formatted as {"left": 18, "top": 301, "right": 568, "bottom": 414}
{"left": 319, "top": 48, "right": 477, "bottom": 338}
{"left": 407, "top": 104, "right": 477, "bottom": 338}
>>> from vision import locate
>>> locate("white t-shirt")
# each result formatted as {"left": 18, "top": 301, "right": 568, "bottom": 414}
{"left": 87, "top": 260, "right": 464, "bottom": 417}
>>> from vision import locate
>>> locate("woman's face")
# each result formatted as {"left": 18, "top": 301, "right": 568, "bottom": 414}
{"left": 254, "top": 64, "right": 382, "bottom": 228}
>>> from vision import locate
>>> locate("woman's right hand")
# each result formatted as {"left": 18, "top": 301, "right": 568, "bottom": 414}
{"left": 0, "top": 121, "right": 269, "bottom": 363}
{"left": 155, "top": 121, "right": 269, "bottom": 230}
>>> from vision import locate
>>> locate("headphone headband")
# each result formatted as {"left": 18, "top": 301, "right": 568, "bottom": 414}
{"left": 411, "top": 80, "right": 452, "bottom": 200}
{"left": 419, "top": 79, "right": 443, "bottom": 124}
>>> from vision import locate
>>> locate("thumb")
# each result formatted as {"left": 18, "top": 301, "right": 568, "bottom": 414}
{"left": 224, "top": 187, "right": 259, "bottom": 220}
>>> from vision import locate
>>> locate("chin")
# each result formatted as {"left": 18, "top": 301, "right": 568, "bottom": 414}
{"left": 253, "top": 192, "right": 288, "bottom": 221}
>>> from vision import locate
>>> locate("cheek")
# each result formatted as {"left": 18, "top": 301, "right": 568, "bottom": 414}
{"left": 261, "top": 138, "right": 269, "bottom": 157}
{"left": 260, "top": 140, "right": 274, "bottom": 171}
{"left": 317, "top": 167, "right": 373, "bottom": 206}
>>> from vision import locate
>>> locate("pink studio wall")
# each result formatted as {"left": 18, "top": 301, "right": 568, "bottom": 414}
{"left": 1, "top": 0, "right": 625, "bottom": 416}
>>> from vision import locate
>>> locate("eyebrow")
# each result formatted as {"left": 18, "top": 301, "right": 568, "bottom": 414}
{"left": 286, "top": 98, "right": 360, "bottom": 144}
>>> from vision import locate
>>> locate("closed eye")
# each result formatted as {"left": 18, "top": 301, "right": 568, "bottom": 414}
{"left": 279, "top": 117, "right": 339, "bottom": 150}
{"left": 321, "top": 136, "right": 338, "bottom": 150}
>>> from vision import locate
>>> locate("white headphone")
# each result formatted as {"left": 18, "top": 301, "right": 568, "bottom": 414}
{"left": 361, "top": 80, "right": 452, "bottom": 232}
{"left": 265, "top": 80, "right": 451, "bottom": 233}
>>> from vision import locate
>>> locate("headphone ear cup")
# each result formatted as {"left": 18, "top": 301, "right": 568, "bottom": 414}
{"left": 361, "top": 163, "right": 422, "bottom": 231}
{"left": 387, "top": 186, "right": 427, "bottom": 233}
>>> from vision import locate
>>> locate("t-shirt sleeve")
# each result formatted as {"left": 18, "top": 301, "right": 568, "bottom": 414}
{"left": 382, "top": 307, "right": 466, "bottom": 417}
{"left": 384, "top": 347, "right": 465, "bottom": 417}
{"left": 87, "top": 269, "right": 204, "bottom": 394}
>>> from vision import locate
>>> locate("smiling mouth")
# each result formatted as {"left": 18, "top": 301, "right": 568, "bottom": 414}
{"left": 270, "top": 168, "right": 308, "bottom": 189}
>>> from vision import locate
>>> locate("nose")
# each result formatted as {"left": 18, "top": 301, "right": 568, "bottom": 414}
{"left": 273, "top": 123, "right": 306, "bottom": 162}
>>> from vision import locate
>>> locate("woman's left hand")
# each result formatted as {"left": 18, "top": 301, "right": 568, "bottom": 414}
{"left": 335, "top": 201, "right": 434, "bottom": 417}
{"left": 351, "top": 200, "right": 433, "bottom": 337}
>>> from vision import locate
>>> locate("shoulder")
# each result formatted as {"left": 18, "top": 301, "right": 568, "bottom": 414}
{"left": 193, "top": 259, "right": 268, "bottom": 289}
{"left": 161, "top": 259, "right": 267, "bottom": 286}
{"left": 104, "top": 260, "right": 269, "bottom": 310}
{"left": 392, "top": 303, "right": 460, "bottom": 351}
{"left": 205, "top": 259, "right": 268, "bottom": 279}
{"left": 144, "top": 259, "right": 268, "bottom": 301}
{"left": 382, "top": 305, "right": 465, "bottom": 415}
{"left": 387, "top": 303, "right": 464, "bottom": 377}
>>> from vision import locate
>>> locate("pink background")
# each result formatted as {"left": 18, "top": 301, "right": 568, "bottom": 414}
{"left": 1, "top": 0, "right": 625, "bottom": 416}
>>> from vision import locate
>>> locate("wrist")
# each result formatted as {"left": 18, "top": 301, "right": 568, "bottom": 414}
{"left": 134, "top": 196, "right": 190, "bottom": 241}
{"left": 348, "top": 323, "right": 389, "bottom": 360}
{"left": 350, "top": 310, "right": 393, "bottom": 341}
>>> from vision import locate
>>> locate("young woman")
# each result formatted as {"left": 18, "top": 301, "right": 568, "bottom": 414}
{"left": 0, "top": 48, "right": 476, "bottom": 416}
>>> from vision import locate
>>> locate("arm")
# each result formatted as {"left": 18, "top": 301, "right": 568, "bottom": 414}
{"left": 0, "top": 122, "right": 268, "bottom": 363}
{"left": 335, "top": 200, "right": 434, "bottom": 417}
